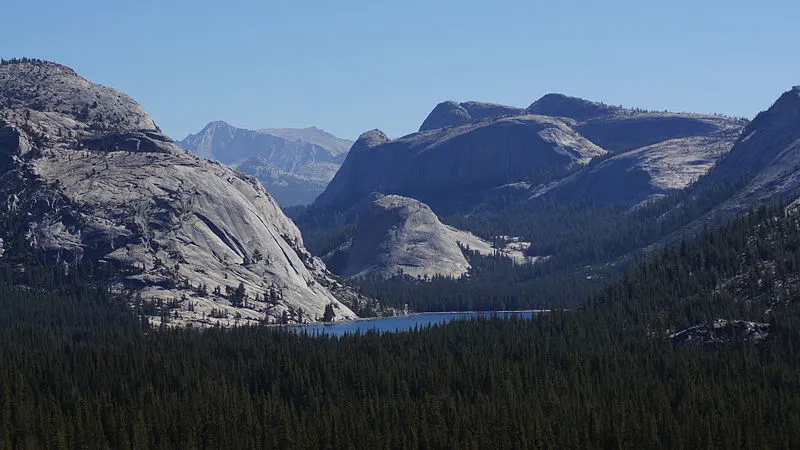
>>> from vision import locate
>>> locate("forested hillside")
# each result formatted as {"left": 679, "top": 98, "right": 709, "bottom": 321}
{"left": 298, "top": 177, "right": 744, "bottom": 312}
{"left": 3, "top": 202, "right": 800, "bottom": 448}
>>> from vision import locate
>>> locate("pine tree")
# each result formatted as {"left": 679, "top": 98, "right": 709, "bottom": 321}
{"left": 322, "top": 304, "right": 335, "bottom": 322}
{"left": 231, "top": 282, "right": 246, "bottom": 307}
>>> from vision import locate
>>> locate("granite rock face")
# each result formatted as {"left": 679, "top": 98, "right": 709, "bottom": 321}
{"left": 0, "top": 60, "right": 358, "bottom": 326}
{"left": 315, "top": 115, "right": 606, "bottom": 211}
{"left": 316, "top": 93, "right": 745, "bottom": 214}
{"left": 331, "top": 195, "right": 531, "bottom": 279}
{"left": 669, "top": 319, "right": 770, "bottom": 348}
{"left": 528, "top": 93, "right": 744, "bottom": 152}
{"left": 697, "top": 86, "right": 800, "bottom": 213}
{"left": 419, "top": 101, "right": 525, "bottom": 131}
{"left": 534, "top": 133, "right": 741, "bottom": 206}
{"left": 179, "top": 122, "right": 352, "bottom": 206}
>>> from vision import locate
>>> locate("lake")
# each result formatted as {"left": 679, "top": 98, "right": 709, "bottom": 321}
{"left": 286, "top": 311, "right": 542, "bottom": 337}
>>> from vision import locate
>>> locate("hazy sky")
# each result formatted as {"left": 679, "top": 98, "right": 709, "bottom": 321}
{"left": 2, "top": 0, "right": 799, "bottom": 141}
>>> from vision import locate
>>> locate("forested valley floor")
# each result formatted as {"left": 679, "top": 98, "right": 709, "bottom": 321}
{"left": 3, "top": 204, "right": 800, "bottom": 448}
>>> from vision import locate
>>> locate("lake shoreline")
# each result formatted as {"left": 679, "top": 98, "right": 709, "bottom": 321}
{"left": 284, "top": 309, "right": 551, "bottom": 328}
{"left": 283, "top": 310, "right": 548, "bottom": 336}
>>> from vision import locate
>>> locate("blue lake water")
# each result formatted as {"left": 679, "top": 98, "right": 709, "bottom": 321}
{"left": 286, "top": 311, "right": 541, "bottom": 337}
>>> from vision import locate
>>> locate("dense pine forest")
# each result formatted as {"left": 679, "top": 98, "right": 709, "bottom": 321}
{"left": 3, "top": 202, "right": 800, "bottom": 448}
{"left": 294, "top": 179, "right": 744, "bottom": 313}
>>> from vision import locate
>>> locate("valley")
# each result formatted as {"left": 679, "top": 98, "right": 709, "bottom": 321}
{"left": 2, "top": 45, "right": 800, "bottom": 447}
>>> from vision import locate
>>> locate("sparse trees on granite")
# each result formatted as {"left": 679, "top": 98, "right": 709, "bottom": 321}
{"left": 230, "top": 282, "right": 246, "bottom": 307}
{"left": 322, "top": 303, "right": 335, "bottom": 322}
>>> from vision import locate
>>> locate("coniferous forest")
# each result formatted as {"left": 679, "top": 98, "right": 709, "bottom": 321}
{"left": 3, "top": 203, "right": 800, "bottom": 448}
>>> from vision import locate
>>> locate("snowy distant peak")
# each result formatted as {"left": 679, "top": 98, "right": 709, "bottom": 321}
{"left": 527, "top": 93, "right": 621, "bottom": 122}
{"left": 419, "top": 100, "right": 524, "bottom": 131}
{"left": 350, "top": 129, "right": 390, "bottom": 152}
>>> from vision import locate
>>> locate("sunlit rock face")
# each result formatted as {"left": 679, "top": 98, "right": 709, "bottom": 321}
{"left": 696, "top": 86, "right": 800, "bottom": 212}
{"left": 0, "top": 60, "right": 358, "bottom": 326}
{"left": 329, "top": 194, "right": 532, "bottom": 280}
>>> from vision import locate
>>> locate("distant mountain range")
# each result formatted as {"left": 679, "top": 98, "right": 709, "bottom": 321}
{"left": 178, "top": 122, "right": 352, "bottom": 206}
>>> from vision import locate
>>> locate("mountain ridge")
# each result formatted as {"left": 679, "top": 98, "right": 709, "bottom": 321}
{"left": 0, "top": 59, "right": 360, "bottom": 326}
{"left": 179, "top": 121, "right": 353, "bottom": 206}
{"left": 313, "top": 93, "right": 744, "bottom": 215}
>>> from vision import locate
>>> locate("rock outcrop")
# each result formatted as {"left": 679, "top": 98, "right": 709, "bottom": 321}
{"left": 534, "top": 133, "right": 741, "bottom": 206}
{"left": 527, "top": 93, "right": 620, "bottom": 122}
{"left": 329, "top": 195, "right": 532, "bottom": 279}
{"left": 315, "top": 93, "right": 745, "bottom": 215}
{"left": 696, "top": 86, "right": 800, "bottom": 212}
{"left": 315, "top": 115, "right": 606, "bottom": 212}
{"left": 669, "top": 319, "right": 770, "bottom": 348}
{"left": 0, "top": 59, "right": 358, "bottom": 326}
{"left": 529, "top": 93, "right": 744, "bottom": 152}
{"left": 419, "top": 101, "right": 525, "bottom": 131}
{"left": 179, "top": 122, "right": 352, "bottom": 206}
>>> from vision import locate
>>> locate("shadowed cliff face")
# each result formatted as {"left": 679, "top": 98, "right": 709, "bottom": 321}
{"left": 315, "top": 115, "right": 606, "bottom": 212}
{"left": 315, "top": 93, "right": 746, "bottom": 216}
{"left": 0, "top": 60, "right": 359, "bottom": 326}
{"left": 419, "top": 101, "right": 525, "bottom": 131}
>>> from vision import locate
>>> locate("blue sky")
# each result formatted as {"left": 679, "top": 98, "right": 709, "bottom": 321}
{"left": 2, "top": 0, "right": 799, "bottom": 141}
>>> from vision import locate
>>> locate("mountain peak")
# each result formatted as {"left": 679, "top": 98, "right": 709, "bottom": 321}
{"left": 419, "top": 101, "right": 524, "bottom": 132}
{"left": 0, "top": 59, "right": 158, "bottom": 132}
{"left": 697, "top": 85, "right": 800, "bottom": 205}
{"left": 0, "top": 60, "right": 358, "bottom": 326}
{"left": 527, "top": 93, "right": 619, "bottom": 121}
{"left": 340, "top": 194, "right": 473, "bottom": 279}
{"left": 743, "top": 85, "right": 800, "bottom": 134}
{"left": 0, "top": 58, "right": 78, "bottom": 77}
{"left": 198, "top": 120, "right": 235, "bottom": 134}
{"left": 351, "top": 129, "right": 389, "bottom": 152}
{"left": 419, "top": 101, "right": 472, "bottom": 131}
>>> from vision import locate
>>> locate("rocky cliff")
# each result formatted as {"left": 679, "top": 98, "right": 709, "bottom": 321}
{"left": 314, "top": 93, "right": 745, "bottom": 214}
{"left": 419, "top": 101, "right": 525, "bottom": 131}
{"left": 315, "top": 115, "right": 606, "bottom": 212}
{"left": 528, "top": 93, "right": 744, "bottom": 152}
{"left": 534, "top": 133, "right": 741, "bottom": 206}
{"left": 329, "top": 195, "right": 531, "bottom": 279}
{"left": 179, "top": 122, "right": 352, "bottom": 206}
{"left": 696, "top": 86, "right": 800, "bottom": 212}
{"left": 0, "top": 59, "right": 358, "bottom": 326}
